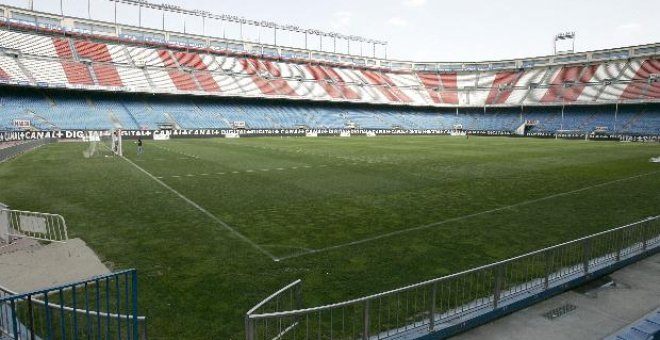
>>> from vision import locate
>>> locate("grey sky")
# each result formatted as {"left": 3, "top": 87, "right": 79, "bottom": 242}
{"left": 4, "top": 0, "right": 660, "bottom": 62}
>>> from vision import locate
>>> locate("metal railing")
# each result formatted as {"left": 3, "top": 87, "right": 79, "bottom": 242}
{"left": 246, "top": 215, "right": 660, "bottom": 340}
{"left": 1, "top": 209, "right": 68, "bottom": 243}
{"left": 245, "top": 280, "right": 303, "bottom": 340}
{"left": 0, "top": 138, "right": 56, "bottom": 163}
{"left": 0, "top": 269, "right": 146, "bottom": 340}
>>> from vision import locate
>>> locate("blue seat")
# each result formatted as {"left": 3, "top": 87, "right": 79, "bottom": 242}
{"left": 1, "top": 88, "right": 660, "bottom": 133}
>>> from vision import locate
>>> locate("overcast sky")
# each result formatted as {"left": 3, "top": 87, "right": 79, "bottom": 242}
{"left": 4, "top": 0, "right": 660, "bottom": 62}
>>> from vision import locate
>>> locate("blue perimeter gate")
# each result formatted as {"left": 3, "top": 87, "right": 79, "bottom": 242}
{"left": 0, "top": 269, "right": 146, "bottom": 340}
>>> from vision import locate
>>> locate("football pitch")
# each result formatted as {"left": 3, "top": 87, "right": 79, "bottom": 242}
{"left": 1, "top": 135, "right": 659, "bottom": 338}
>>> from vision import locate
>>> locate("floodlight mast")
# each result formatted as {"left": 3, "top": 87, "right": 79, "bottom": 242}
{"left": 98, "top": 0, "right": 387, "bottom": 58}
{"left": 554, "top": 31, "right": 576, "bottom": 55}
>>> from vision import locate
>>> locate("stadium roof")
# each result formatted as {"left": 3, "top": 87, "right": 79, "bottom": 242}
{"left": 6, "top": 0, "right": 659, "bottom": 62}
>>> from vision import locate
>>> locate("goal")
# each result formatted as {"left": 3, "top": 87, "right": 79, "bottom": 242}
{"left": 106, "top": 129, "right": 123, "bottom": 156}
{"left": 87, "top": 129, "right": 123, "bottom": 157}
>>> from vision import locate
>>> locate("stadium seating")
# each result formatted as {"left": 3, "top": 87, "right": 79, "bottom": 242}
{"left": 0, "top": 27, "right": 658, "bottom": 108}
{"left": 1, "top": 86, "right": 658, "bottom": 135}
{"left": 0, "top": 55, "right": 30, "bottom": 82}
{"left": 0, "top": 25, "right": 658, "bottom": 135}
{"left": 20, "top": 58, "right": 68, "bottom": 84}
{"left": 115, "top": 66, "right": 150, "bottom": 89}
{"left": 0, "top": 30, "right": 58, "bottom": 57}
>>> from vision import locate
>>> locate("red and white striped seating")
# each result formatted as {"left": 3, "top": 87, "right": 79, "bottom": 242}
{"left": 0, "top": 27, "right": 658, "bottom": 107}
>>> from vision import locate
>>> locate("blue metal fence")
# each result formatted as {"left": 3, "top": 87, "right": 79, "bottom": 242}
{"left": 0, "top": 269, "right": 146, "bottom": 340}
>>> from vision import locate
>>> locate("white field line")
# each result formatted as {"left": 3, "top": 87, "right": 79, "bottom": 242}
{"left": 151, "top": 143, "right": 201, "bottom": 160}
{"left": 277, "top": 170, "right": 660, "bottom": 261}
{"left": 163, "top": 166, "right": 319, "bottom": 178}
{"left": 121, "top": 155, "right": 279, "bottom": 261}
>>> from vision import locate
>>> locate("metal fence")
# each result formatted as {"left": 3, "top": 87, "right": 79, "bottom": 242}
{"left": 0, "top": 138, "right": 56, "bottom": 163}
{"left": 1, "top": 209, "right": 68, "bottom": 243}
{"left": 0, "top": 269, "right": 146, "bottom": 340}
{"left": 246, "top": 215, "right": 660, "bottom": 340}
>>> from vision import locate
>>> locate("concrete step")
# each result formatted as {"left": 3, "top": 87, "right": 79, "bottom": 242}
{"left": 0, "top": 238, "right": 41, "bottom": 255}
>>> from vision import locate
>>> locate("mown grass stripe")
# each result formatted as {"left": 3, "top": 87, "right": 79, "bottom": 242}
{"left": 120, "top": 155, "right": 278, "bottom": 261}
{"left": 278, "top": 169, "right": 660, "bottom": 261}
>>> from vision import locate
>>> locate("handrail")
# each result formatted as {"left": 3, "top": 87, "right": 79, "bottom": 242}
{"left": 0, "top": 284, "right": 146, "bottom": 322}
{"left": 0, "top": 269, "right": 134, "bottom": 299}
{"left": 245, "top": 216, "right": 659, "bottom": 339}
{"left": 248, "top": 215, "right": 658, "bottom": 320}
{"left": 0, "top": 269, "right": 147, "bottom": 339}
{"left": 2, "top": 208, "right": 69, "bottom": 243}
{"left": 0, "top": 272, "right": 146, "bottom": 322}
{"left": 246, "top": 280, "right": 301, "bottom": 316}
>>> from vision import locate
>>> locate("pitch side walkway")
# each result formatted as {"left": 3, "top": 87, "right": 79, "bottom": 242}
{"left": 453, "top": 252, "right": 660, "bottom": 340}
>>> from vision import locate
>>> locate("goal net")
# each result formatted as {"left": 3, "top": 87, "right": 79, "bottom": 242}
{"left": 83, "top": 129, "right": 122, "bottom": 158}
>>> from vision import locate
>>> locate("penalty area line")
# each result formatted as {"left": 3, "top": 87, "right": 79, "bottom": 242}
{"left": 120, "top": 155, "right": 280, "bottom": 262}
{"left": 277, "top": 169, "right": 660, "bottom": 262}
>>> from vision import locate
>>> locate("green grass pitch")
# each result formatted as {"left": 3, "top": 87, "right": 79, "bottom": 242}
{"left": 0, "top": 135, "right": 658, "bottom": 338}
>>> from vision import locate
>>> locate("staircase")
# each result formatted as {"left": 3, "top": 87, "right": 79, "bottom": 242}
{"left": 86, "top": 63, "right": 99, "bottom": 85}
{"left": 162, "top": 112, "right": 181, "bottom": 129}
{"left": 119, "top": 101, "right": 141, "bottom": 129}
{"left": 107, "top": 111, "right": 124, "bottom": 129}
{"left": 14, "top": 57, "right": 36, "bottom": 84}
{"left": 41, "top": 91, "right": 57, "bottom": 107}
{"left": 515, "top": 120, "right": 539, "bottom": 136}
{"left": 85, "top": 97, "right": 95, "bottom": 108}
{"left": 26, "top": 110, "right": 57, "bottom": 130}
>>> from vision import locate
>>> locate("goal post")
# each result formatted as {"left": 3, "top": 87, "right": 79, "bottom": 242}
{"left": 90, "top": 129, "right": 123, "bottom": 157}
{"left": 112, "top": 129, "right": 123, "bottom": 156}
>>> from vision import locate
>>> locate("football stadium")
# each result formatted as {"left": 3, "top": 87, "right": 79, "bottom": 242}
{"left": 0, "top": 0, "right": 659, "bottom": 339}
